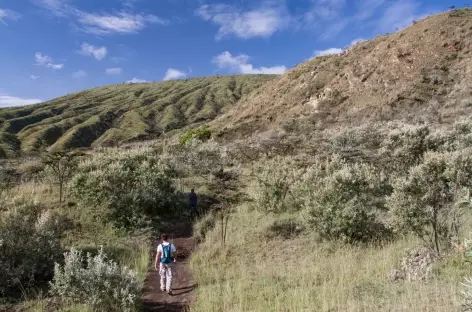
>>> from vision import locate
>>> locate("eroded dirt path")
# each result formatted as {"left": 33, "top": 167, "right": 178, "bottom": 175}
{"left": 141, "top": 222, "right": 197, "bottom": 312}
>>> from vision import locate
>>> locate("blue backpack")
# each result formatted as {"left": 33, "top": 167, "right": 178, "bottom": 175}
{"left": 160, "top": 244, "right": 173, "bottom": 264}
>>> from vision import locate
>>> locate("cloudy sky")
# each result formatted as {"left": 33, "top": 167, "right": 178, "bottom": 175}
{"left": 0, "top": 0, "right": 459, "bottom": 107}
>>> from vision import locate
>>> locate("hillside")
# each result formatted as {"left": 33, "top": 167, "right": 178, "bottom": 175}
{"left": 213, "top": 9, "right": 472, "bottom": 138}
{"left": 0, "top": 75, "right": 274, "bottom": 157}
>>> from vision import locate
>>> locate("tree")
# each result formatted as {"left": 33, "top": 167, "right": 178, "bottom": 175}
{"left": 388, "top": 150, "right": 472, "bottom": 255}
{"left": 300, "top": 160, "right": 390, "bottom": 243}
{"left": 69, "top": 151, "right": 179, "bottom": 230}
{"left": 42, "top": 151, "right": 81, "bottom": 203}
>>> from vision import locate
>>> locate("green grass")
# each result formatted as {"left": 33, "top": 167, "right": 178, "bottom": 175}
{"left": 190, "top": 205, "right": 471, "bottom": 312}
{"left": 0, "top": 75, "right": 274, "bottom": 157}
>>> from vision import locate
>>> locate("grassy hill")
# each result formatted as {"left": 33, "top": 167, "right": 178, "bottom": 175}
{"left": 0, "top": 75, "right": 274, "bottom": 157}
{"left": 213, "top": 9, "right": 472, "bottom": 138}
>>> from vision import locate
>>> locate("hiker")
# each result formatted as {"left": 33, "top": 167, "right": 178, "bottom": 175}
{"left": 189, "top": 188, "right": 198, "bottom": 218}
{"left": 155, "top": 234, "right": 176, "bottom": 295}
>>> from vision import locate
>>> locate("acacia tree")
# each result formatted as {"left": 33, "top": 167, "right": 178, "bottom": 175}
{"left": 388, "top": 150, "right": 472, "bottom": 255}
{"left": 42, "top": 151, "right": 81, "bottom": 203}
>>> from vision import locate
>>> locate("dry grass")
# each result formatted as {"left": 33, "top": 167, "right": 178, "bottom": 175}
{"left": 191, "top": 205, "right": 469, "bottom": 312}
{"left": 2, "top": 181, "right": 58, "bottom": 204}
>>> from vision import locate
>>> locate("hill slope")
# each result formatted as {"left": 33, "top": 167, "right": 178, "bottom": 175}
{"left": 213, "top": 9, "right": 472, "bottom": 137}
{"left": 0, "top": 75, "right": 274, "bottom": 157}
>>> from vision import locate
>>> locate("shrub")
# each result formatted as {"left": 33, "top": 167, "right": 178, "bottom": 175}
{"left": 50, "top": 247, "right": 140, "bottom": 312}
{"left": 322, "top": 124, "right": 385, "bottom": 162}
{"left": 388, "top": 150, "right": 472, "bottom": 255}
{"left": 250, "top": 156, "right": 306, "bottom": 213}
{"left": 378, "top": 124, "right": 431, "bottom": 175}
{"left": 0, "top": 166, "right": 18, "bottom": 189}
{"left": 427, "top": 120, "right": 472, "bottom": 153}
{"left": 300, "top": 159, "right": 390, "bottom": 243}
{"left": 179, "top": 126, "right": 212, "bottom": 145}
{"left": 163, "top": 139, "right": 228, "bottom": 177}
{"left": 0, "top": 199, "right": 68, "bottom": 296}
{"left": 69, "top": 150, "right": 179, "bottom": 230}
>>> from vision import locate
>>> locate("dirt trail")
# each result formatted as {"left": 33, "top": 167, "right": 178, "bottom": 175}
{"left": 141, "top": 222, "right": 197, "bottom": 312}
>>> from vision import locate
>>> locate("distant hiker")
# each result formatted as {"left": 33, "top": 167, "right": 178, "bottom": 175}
{"left": 189, "top": 188, "right": 198, "bottom": 218}
{"left": 155, "top": 234, "right": 176, "bottom": 295}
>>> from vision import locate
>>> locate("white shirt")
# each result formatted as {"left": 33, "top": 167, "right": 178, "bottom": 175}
{"left": 157, "top": 242, "right": 176, "bottom": 255}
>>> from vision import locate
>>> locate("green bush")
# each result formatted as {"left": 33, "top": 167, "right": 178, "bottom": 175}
{"left": 162, "top": 139, "right": 227, "bottom": 177}
{"left": 69, "top": 151, "right": 180, "bottom": 230}
{"left": 250, "top": 156, "right": 305, "bottom": 213}
{"left": 0, "top": 199, "right": 69, "bottom": 296}
{"left": 50, "top": 247, "right": 140, "bottom": 312}
{"left": 427, "top": 120, "right": 472, "bottom": 153}
{"left": 378, "top": 124, "right": 431, "bottom": 175}
{"left": 388, "top": 150, "right": 472, "bottom": 255}
{"left": 300, "top": 159, "right": 390, "bottom": 243}
{"left": 179, "top": 126, "right": 212, "bottom": 145}
{"left": 322, "top": 124, "right": 385, "bottom": 161}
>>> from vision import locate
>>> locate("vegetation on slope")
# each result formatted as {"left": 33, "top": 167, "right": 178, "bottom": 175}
{"left": 0, "top": 75, "right": 274, "bottom": 157}
{"left": 213, "top": 9, "right": 472, "bottom": 138}
{"left": 190, "top": 118, "right": 472, "bottom": 312}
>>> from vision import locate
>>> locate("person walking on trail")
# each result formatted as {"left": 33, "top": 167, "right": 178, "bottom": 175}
{"left": 155, "top": 234, "right": 176, "bottom": 295}
{"left": 189, "top": 188, "right": 198, "bottom": 218}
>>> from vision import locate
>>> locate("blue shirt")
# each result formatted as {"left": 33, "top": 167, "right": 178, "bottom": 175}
{"left": 189, "top": 193, "right": 197, "bottom": 206}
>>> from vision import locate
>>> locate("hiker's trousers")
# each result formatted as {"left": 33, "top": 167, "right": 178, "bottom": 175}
{"left": 159, "top": 263, "right": 173, "bottom": 291}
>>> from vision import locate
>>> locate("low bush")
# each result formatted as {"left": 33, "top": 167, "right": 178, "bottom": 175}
{"left": 250, "top": 156, "right": 305, "bottom": 213}
{"left": 300, "top": 160, "right": 390, "bottom": 243}
{"left": 69, "top": 150, "right": 180, "bottom": 230}
{"left": 179, "top": 125, "right": 212, "bottom": 145}
{"left": 0, "top": 198, "right": 69, "bottom": 296}
{"left": 50, "top": 247, "right": 140, "bottom": 312}
{"left": 378, "top": 124, "right": 431, "bottom": 175}
{"left": 388, "top": 149, "right": 472, "bottom": 255}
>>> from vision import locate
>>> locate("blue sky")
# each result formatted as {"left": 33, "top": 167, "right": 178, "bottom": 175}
{"left": 0, "top": 0, "right": 462, "bottom": 107}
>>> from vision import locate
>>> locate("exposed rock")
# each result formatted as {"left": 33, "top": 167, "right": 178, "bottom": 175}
{"left": 388, "top": 247, "right": 438, "bottom": 282}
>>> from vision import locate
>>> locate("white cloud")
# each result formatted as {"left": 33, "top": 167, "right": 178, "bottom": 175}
{"left": 350, "top": 38, "right": 366, "bottom": 46}
{"left": 78, "top": 43, "right": 107, "bottom": 60}
{"left": 35, "top": 52, "right": 64, "bottom": 70}
{"left": 106, "top": 68, "right": 122, "bottom": 75}
{"left": 213, "top": 51, "right": 286, "bottom": 75}
{"left": 33, "top": 0, "right": 167, "bottom": 35}
{"left": 76, "top": 11, "right": 167, "bottom": 35}
{"left": 163, "top": 68, "right": 187, "bottom": 81}
{"left": 354, "top": 0, "right": 386, "bottom": 21}
{"left": 111, "top": 56, "right": 127, "bottom": 63}
{"left": 0, "top": 95, "right": 42, "bottom": 107}
{"left": 122, "top": 0, "right": 140, "bottom": 8}
{"left": 312, "top": 38, "right": 365, "bottom": 59}
{"left": 48, "top": 63, "right": 64, "bottom": 70}
{"left": 33, "top": 0, "right": 69, "bottom": 15}
{"left": 72, "top": 70, "right": 87, "bottom": 78}
{"left": 0, "top": 8, "right": 21, "bottom": 25}
{"left": 378, "top": 0, "right": 424, "bottom": 32}
{"left": 305, "top": 0, "right": 346, "bottom": 23}
{"left": 126, "top": 77, "right": 147, "bottom": 83}
{"left": 313, "top": 48, "right": 343, "bottom": 57}
{"left": 30, "top": 75, "right": 40, "bottom": 80}
{"left": 196, "top": 3, "right": 290, "bottom": 40}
